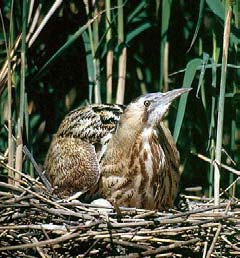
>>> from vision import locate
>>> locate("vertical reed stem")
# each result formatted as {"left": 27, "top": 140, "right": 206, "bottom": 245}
{"left": 0, "top": 4, "right": 15, "bottom": 184}
{"left": 28, "top": 0, "right": 63, "bottom": 47}
{"left": 7, "top": 49, "right": 14, "bottom": 184}
{"left": 214, "top": 6, "right": 232, "bottom": 206}
{"left": 2, "top": 4, "right": 14, "bottom": 183}
{"left": 83, "top": 0, "right": 101, "bottom": 104}
{"left": 163, "top": 42, "right": 169, "bottom": 93}
{"left": 20, "top": 0, "right": 27, "bottom": 127}
{"left": 15, "top": 120, "right": 23, "bottom": 185}
{"left": 15, "top": 0, "right": 28, "bottom": 182}
{"left": 209, "top": 32, "right": 218, "bottom": 197}
{"left": 116, "top": 0, "right": 126, "bottom": 104}
{"left": 93, "top": 3, "right": 101, "bottom": 104}
{"left": 106, "top": 0, "right": 113, "bottom": 103}
{"left": 136, "top": 67, "right": 147, "bottom": 94}
{"left": 159, "top": 0, "right": 172, "bottom": 91}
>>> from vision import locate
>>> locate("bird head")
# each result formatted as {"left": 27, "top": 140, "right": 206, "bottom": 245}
{"left": 127, "top": 88, "right": 191, "bottom": 127}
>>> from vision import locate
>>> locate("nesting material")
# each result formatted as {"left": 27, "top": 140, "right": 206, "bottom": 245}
{"left": 0, "top": 175, "right": 239, "bottom": 258}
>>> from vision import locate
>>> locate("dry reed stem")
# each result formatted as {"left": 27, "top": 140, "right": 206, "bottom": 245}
{"left": 15, "top": 120, "right": 23, "bottom": 186}
{"left": 106, "top": 50, "right": 113, "bottom": 103}
{"left": 193, "top": 152, "right": 240, "bottom": 176}
{"left": 28, "top": 0, "right": 63, "bottom": 47}
{"left": 163, "top": 42, "right": 169, "bottom": 93}
{"left": 142, "top": 239, "right": 198, "bottom": 256}
{"left": 205, "top": 224, "right": 222, "bottom": 258}
{"left": 116, "top": 47, "right": 127, "bottom": 104}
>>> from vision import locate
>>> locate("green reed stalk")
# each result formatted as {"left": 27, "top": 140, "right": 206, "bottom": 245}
{"left": 208, "top": 31, "right": 220, "bottom": 197}
{"left": 0, "top": 7, "right": 14, "bottom": 184}
{"left": 160, "top": 0, "right": 172, "bottom": 91}
{"left": 229, "top": 0, "right": 239, "bottom": 197}
{"left": 15, "top": 0, "right": 28, "bottom": 182}
{"left": 229, "top": 120, "right": 236, "bottom": 196}
{"left": 83, "top": 0, "right": 101, "bottom": 104}
{"left": 0, "top": 1, "right": 14, "bottom": 184}
{"left": 214, "top": 6, "right": 232, "bottom": 206}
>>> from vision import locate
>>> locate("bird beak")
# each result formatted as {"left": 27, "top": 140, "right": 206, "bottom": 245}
{"left": 147, "top": 88, "right": 191, "bottom": 126}
{"left": 161, "top": 88, "right": 191, "bottom": 106}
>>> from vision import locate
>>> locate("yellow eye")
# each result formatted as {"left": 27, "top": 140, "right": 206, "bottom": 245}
{"left": 144, "top": 100, "right": 151, "bottom": 107}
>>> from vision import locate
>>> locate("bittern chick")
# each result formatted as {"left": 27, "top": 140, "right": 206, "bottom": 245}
{"left": 99, "top": 88, "right": 190, "bottom": 210}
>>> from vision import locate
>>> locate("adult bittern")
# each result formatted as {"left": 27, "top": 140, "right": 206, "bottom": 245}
{"left": 44, "top": 88, "right": 190, "bottom": 210}
{"left": 99, "top": 88, "right": 190, "bottom": 210}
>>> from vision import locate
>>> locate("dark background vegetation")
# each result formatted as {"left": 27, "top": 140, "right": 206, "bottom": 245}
{"left": 0, "top": 0, "right": 239, "bottom": 198}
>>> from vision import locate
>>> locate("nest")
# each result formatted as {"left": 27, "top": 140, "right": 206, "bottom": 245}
{"left": 0, "top": 161, "right": 240, "bottom": 258}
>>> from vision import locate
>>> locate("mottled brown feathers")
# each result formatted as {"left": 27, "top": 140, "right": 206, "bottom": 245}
{"left": 44, "top": 104, "right": 124, "bottom": 196}
{"left": 56, "top": 104, "right": 124, "bottom": 143}
{"left": 100, "top": 123, "right": 180, "bottom": 210}
{"left": 44, "top": 89, "right": 190, "bottom": 210}
{"left": 45, "top": 137, "right": 99, "bottom": 197}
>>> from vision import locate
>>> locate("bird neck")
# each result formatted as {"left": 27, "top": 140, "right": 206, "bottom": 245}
{"left": 104, "top": 110, "right": 145, "bottom": 160}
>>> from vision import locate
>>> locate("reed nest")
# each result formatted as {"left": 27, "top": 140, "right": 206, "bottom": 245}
{"left": 0, "top": 159, "right": 239, "bottom": 258}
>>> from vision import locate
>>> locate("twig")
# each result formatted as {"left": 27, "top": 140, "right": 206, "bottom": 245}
{"left": 0, "top": 161, "right": 42, "bottom": 185}
{"left": 0, "top": 182, "right": 24, "bottom": 193}
{"left": 141, "top": 239, "right": 198, "bottom": 256}
{"left": 82, "top": 239, "right": 100, "bottom": 258}
{"left": 134, "top": 210, "right": 156, "bottom": 219}
{"left": 23, "top": 145, "right": 52, "bottom": 191}
{"left": 221, "top": 235, "right": 240, "bottom": 251}
{"left": 28, "top": 0, "right": 63, "bottom": 47}
{"left": 205, "top": 224, "right": 222, "bottom": 258}
{"left": 0, "top": 224, "right": 72, "bottom": 232}
{"left": 156, "top": 203, "right": 228, "bottom": 221}
{"left": 192, "top": 152, "right": 240, "bottom": 176}
{"left": 205, "top": 201, "right": 230, "bottom": 257}
{"left": 0, "top": 230, "right": 82, "bottom": 251}
{"left": 32, "top": 237, "right": 49, "bottom": 258}
{"left": 104, "top": 238, "right": 150, "bottom": 251}
{"left": 202, "top": 241, "right": 208, "bottom": 258}
{"left": 41, "top": 226, "right": 58, "bottom": 257}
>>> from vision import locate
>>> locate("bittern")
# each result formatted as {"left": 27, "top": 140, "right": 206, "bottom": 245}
{"left": 44, "top": 88, "right": 190, "bottom": 210}
{"left": 44, "top": 104, "right": 124, "bottom": 197}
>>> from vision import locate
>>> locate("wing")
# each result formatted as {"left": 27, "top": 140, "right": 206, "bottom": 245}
{"left": 45, "top": 104, "right": 125, "bottom": 197}
{"left": 56, "top": 104, "right": 125, "bottom": 144}
{"left": 44, "top": 137, "right": 100, "bottom": 197}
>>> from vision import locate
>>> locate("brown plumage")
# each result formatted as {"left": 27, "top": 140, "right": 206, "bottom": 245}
{"left": 99, "top": 88, "right": 190, "bottom": 210}
{"left": 44, "top": 88, "right": 190, "bottom": 210}
{"left": 44, "top": 104, "right": 124, "bottom": 197}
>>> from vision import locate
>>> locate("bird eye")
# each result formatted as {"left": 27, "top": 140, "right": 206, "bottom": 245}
{"left": 144, "top": 100, "right": 151, "bottom": 107}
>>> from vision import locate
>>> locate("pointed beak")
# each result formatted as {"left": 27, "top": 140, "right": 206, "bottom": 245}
{"left": 161, "top": 88, "right": 191, "bottom": 106}
{"left": 147, "top": 88, "right": 191, "bottom": 126}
